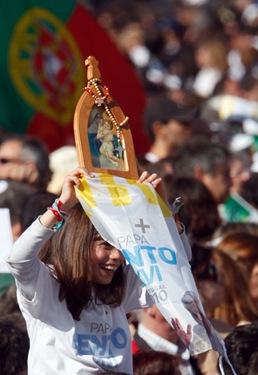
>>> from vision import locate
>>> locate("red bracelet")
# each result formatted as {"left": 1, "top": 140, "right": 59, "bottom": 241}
{"left": 48, "top": 206, "right": 63, "bottom": 222}
{"left": 57, "top": 199, "right": 63, "bottom": 209}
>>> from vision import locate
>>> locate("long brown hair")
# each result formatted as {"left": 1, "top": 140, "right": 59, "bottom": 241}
{"left": 212, "top": 249, "right": 258, "bottom": 325}
{"left": 39, "top": 203, "right": 125, "bottom": 320}
{"left": 216, "top": 232, "right": 258, "bottom": 273}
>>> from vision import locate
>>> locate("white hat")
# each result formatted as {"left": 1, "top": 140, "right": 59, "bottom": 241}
{"left": 47, "top": 146, "right": 78, "bottom": 195}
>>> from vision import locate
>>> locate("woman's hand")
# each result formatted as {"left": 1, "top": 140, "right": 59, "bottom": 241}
{"left": 59, "top": 167, "right": 94, "bottom": 211}
{"left": 39, "top": 167, "right": 94, "bottom": 229}
{"left": 137, "top": 171, "right": 162, "bottom": 188}
{"left": 137, "top": 171, "right": 169, "bottom": 204}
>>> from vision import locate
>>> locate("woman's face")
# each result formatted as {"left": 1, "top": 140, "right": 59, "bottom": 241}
{"left": 95, "top": 113, "right": 102, "bottom": 125}
{"left": 92, "top": 237, "right": 125, "bottom": 284}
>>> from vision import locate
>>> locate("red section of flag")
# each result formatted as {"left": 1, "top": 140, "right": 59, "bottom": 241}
{"left": 28, "top": 3, "right": 149, "bottom": 155}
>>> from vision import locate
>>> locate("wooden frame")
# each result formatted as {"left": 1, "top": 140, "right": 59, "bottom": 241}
{"left": 74, "top": 56, "right": 139, "bottom": 179}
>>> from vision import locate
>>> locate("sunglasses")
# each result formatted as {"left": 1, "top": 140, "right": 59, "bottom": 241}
{"left": 197, "top": 263, "right": 219, "bottom": 283}
{"left": 0, "top": 158, "right": 20, "bottom": 164}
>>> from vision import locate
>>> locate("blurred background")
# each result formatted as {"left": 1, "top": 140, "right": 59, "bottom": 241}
{"left": 2, "top": 0, "right": 258, "bottom": 158}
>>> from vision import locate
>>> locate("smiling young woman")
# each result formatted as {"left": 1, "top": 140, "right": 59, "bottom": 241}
{"left": 6, "top": 167, "right": 163, "bottom": 375}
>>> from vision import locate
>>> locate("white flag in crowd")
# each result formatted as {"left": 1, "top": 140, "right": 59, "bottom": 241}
{"left": 76, "top": 173, "right": 235, "bottom": 372}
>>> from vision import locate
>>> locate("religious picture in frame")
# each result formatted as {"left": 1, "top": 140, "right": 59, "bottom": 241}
{"left": 74, "top": 56, "right": 139, "bottom": 179}
{"left": 88, "top": 106, "right": 125, "bottom": 171}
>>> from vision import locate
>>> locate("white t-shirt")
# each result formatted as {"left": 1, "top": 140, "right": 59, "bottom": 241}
{"left": 6, "top": 219, "right": 153, "bottom": 375}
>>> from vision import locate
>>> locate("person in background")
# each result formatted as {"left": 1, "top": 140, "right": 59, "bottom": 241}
{"left": 0, "top": 133, "right": 52, "bottom": 192}
{"left": 222, "top": 322, "right": 258, "bottom": 375}
{"left": 213, "top": 232, "right": 258, "bottom": 309}
{"left": 165, "top": 176, "right": 222, "bottom": 244}
{"left": 133, "top": 350, "right": 181, "bottom": 375}
{"left": 190, "top": 243, "right": 233, "bottom": 337}
{"left": 211, "top": 221, "right": 258, "bottom": 242}
{"left": 172, "top": 137, "right": 231, "bottom": 204}
{"left": 192, "top": 37, "right": 229, "bottom": 99}
{"left": 240, "top": 172, "right": 258, "bottom": 210}
{"left": 229, "top": 151, "right": 251, "bottom": 195}
{"left": 131, "top": 304, "right": 200, "bottom": 375}
{"left": 0, "top": 180, "right": 34, "bottom": 294}
{"left": 190, "top": 243, "right": 233, "bottom": 375}
{"left": 0, "top": 314, "right": 29, "bottom": 375}
{"left": 142, "top": 96, "right": 197, "bottom": 163}
{"left": 212, "top": 249, "right": 258, "bottom": 326}
{"left": 0, "top": 180, "right": 34, "bottom": 241}
{"left": 0, "top": 283, "right": 26, "bottom": 330}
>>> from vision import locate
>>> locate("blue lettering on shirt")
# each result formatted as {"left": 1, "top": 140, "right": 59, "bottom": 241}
{"left": 73, "top": 327, "right": 127, "bottom": 357}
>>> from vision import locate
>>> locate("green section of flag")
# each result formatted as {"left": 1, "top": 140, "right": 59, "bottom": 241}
{"left": 0, "top": 0, "right": 77, "bottom": 133}
{"left": 221, "top": 193, "right": 258, "bottom": 223}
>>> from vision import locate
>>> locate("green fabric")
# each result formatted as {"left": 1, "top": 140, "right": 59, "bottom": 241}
{"left": 0, "top": 273, "right": 15, "bottom": 294}
{"left": 0, "top": 0, "right": 77, "bottom": 132}
{"left": 221, "top": 193, "right": 258, "bottom": 222}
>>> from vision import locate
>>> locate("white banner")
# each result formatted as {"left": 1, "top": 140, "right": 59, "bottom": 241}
{"left": 0, "top": 208, "right": 13, "bottom": 273}
{"left": 76, "top": 173, "right": 230, "bottom": 362}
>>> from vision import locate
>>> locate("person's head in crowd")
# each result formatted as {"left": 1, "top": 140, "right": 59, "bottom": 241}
{"left": 214, "top": 232, "right": 258, "bottom": 309}
{"left": 38, "top": 202, "right": 126, "bottom": 321}
{"left": 239, "top": 64, "right": 258, "bottom": 102}
{"left": 165, "top": 176, "right": 222, "bottom": 243}
{"left": 135, "top": 304, "right": 178, "bottom": 344}
{"left": 192, "top": 36, "right": 229, "bottom": 99}
{"left": 229, "top": 151, "right": 251, "bottom": 194}
{"left": 0, "top": 315, "right": 29, "bottom": 375}
{"left": 212, "top": 249, "right": 258, "bottom": 326}
{"left": 240, "top": 172, "right": 258, "bottom": 209}
{"left": 172, "top": 137, "right": 231, "bottom": 203}
{"left": 212, "top": 221, "right": 258, "bottom": 241}
{"left": 132, "top": 304, "right": 199, "bottom": 375}
{"left": 222, "top": 322, "right": 258, "bottom": 375}
{"left": 21, "top": 191, "right": 57, "bottom": 231}
{"left": 143, "top": 96, "right": 197, "bottom": 162}
{"left": 0, "top": 179, "right": 34, "bottom": 240}
{"left": 133, "top": 350, "right": 181, "bottom": 375}
{"left": 0, "top": 133, "right": 52, "bottom": 191}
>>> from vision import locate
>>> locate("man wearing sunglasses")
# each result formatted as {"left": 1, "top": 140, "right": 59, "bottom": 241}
{"left": 0, "top": 133, "right": 51, "bottom": 192}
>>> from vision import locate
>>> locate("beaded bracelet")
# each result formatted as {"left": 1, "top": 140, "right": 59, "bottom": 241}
{"left": 47, "top": 199, "right": 68, "bottom": 231}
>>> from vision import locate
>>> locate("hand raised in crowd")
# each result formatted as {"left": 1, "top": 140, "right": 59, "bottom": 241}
{"left": 137, "top": 170, "right": 162, "bottom": 188}
{"left": 171, "top": 317, "right": 192, "bottom": 348}
{"left": 59, "top": 167, "right": 95, "bottom": 212}
{"left": 137, "top": 170, "right": 168, "bottom": 204}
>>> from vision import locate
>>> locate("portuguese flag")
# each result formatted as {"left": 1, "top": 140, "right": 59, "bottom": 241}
{"left": 0, "top": 1, "right": 149, "bottom": 155}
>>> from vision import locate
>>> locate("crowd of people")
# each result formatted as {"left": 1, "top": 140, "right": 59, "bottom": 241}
{"left": 2, "top": 0, "right": 258, "bottom": 374}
